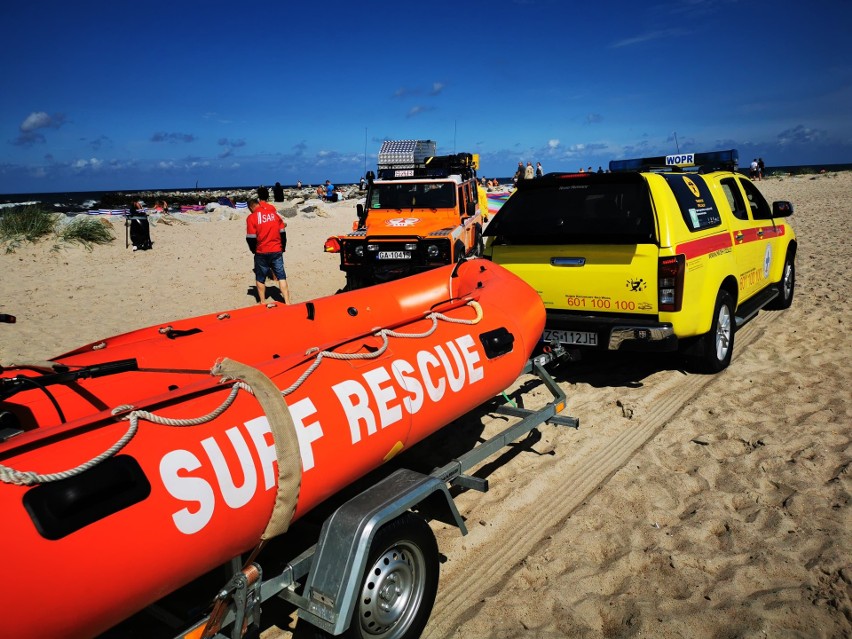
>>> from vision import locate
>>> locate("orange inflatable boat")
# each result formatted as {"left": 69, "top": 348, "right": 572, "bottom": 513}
{"left": 0, "top": 259, "right": 544, "bottom": 639}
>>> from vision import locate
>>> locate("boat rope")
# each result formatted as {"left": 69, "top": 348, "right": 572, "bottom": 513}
{"left": 0, "top": 300, "right": 483, "bottom": 487}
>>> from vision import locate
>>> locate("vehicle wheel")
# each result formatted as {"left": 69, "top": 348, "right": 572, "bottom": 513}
{"left": 471, "top": 225, "right": 484, "bottom": 257}
{"left": 336, "top": 513, "right": 439, "bottom": 639}
{"left": 454, "top": 240, "right": 466, "bottom": 262}
{"left": 343, "top": 273, "right": 368, "bottom": 292}
{"left": 767, "top": 252, "right": 795, "bottom": 310}
{"left": 697, "top": 290, "right": 735, "bottom": 373}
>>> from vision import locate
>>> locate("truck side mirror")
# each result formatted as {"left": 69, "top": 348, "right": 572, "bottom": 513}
{"left": 356, "top": 203, "right": 367, "bottom": 229}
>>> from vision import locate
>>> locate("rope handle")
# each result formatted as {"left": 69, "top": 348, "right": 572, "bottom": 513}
{"left": 0, "top": 300, "right": 483, "bottom": 486}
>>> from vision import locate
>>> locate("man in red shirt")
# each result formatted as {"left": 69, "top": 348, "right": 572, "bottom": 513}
{"left": 246, "top": 196, "right": 290, "bottom": 305}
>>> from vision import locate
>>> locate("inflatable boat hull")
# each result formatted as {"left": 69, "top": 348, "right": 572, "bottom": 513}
{"left": 0, "top": 259, "right": 544, "bottom": 638}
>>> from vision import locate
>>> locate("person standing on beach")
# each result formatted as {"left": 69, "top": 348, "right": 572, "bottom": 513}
{"left": 758, "top": 157, "right": 765, "bottom": 180}
{"left": 535, "top": 162, "right": 543, "bottom": 178}
{"left": 524, "top": 162, "right": 534, "bottom": 180}
{"left": 246, "top": 196, "right": 290, "bottom": 306}
{"left": 514, "top": 162, "right": 524, "bottom": 186}
{"left": 272, "top": 181, "right": 285, "bottom": 202}
{"left": 128, "top": 201, "right": 153, "bottom": 251}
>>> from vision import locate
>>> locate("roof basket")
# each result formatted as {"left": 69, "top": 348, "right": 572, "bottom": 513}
{"left": 376, "top": 140, "right": 478, "bottom": 180}
{"left": 609, "top": 149, "right": 739, "bottom": 173}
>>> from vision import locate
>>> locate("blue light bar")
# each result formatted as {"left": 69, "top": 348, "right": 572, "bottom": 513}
{"left": 610, "top": 149, "right": 739, "bottom": 173}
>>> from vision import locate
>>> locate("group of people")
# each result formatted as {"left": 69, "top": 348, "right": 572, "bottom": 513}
{"left": 750, "top": 157, "right": 766, "bottom": 181}
{"left": 513, "top": 161, "right": 544, "bottom": 185}
{"left": 316, "top": 179, "right": 339, "bottom": 202}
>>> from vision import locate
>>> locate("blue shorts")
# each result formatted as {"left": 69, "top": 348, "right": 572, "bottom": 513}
{"left": 254, "top": 252, "right": 286, "bottom": 281}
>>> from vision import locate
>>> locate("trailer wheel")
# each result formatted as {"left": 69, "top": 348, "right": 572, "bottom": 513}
{"left": 697, "top": 289, "right": 735, "bottom": 373}
{"left": 343, "top": 512, "right": 439, "bottom": 639}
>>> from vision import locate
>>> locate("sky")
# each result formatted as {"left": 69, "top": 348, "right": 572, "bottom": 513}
{"left": 2, "top": 0, "right": 851, "bottom": 194}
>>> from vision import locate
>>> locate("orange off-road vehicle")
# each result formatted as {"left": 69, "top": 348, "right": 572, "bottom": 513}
{"left": 324, "top": 140, "right": 487, "bottom": 290}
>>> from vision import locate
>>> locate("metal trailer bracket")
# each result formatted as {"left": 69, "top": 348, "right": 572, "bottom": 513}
{"left": 182, "top": 352, "right": 576, "bottom": 639}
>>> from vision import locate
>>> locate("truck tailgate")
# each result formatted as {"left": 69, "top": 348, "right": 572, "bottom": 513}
{"left": 490, "top": 243, "right": 660, "bottom": 315}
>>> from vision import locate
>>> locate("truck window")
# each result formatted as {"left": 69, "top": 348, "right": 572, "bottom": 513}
{"left": 370, "top": 183, "right": 455, "bottom": 210}
{"left": 720, "top": 177, "right": 748, "bottom": 220}
{"left": 661, "top": 174, "right": 722, "bottom": 232}
{"left": 484, "top": 180, "right": 656, "bottom": 245}
{"left": 738, "top": 178, "right": 773, "bottom": 220}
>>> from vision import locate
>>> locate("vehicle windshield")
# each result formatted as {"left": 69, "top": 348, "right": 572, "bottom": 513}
{"left": 369, "top": 182, "right": 456, "bottom": 210}
{"left": 484, "top": 176, "right": 656, "bottom": 244}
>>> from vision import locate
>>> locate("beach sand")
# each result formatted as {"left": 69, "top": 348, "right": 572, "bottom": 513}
{"left": 1, "top": 176, "right": 849, "bottom": 638}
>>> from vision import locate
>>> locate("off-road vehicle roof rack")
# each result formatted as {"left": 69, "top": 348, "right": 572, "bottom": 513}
{"left": 376, "top": 139, "right": 478, "bottom": 181}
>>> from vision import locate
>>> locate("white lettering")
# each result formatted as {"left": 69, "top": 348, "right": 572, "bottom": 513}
{"left": 391, "top": 359, "right": 424, "bottom": 415}
{"left": 435, "top": 342, "right": 466, "bottom": 392}
{"left": 289, "top": 397, "right": 324, "bottom": 470}
{"left": 332, "top": 379, "right": 376, "bottom": 444}
{"left": 201, "top": 427, "right": 257, "bottom": 510}
{"left": 456, "top": 334, "right": 484, "bottom": 383}
{"left": 160, "top": 450, "right": 215, "bottom": 535}
{"left": 417, "top": 349, "right": 445, "bottom": 402}
{"left": 363, "top": 366, "right": 402, "bottom": 429}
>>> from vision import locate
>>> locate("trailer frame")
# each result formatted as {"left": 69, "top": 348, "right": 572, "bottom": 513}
{"left": 180, "top": 350, "right": 577, "bottom": 639}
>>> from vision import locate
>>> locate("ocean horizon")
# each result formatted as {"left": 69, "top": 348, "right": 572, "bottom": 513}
{"left": 2, "top": 162, "right": 850, "bottom": 213}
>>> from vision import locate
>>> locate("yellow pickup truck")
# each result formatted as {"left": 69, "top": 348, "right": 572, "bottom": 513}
{"left": 483, "top": 150, "right": 796, "bottom": 372}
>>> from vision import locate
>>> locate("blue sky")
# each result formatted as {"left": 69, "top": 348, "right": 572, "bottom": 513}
{"left": 2, "top": 0, "right": 850, "bottom": 194}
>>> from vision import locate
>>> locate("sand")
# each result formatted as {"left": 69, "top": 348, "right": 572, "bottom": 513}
{"left": 1, "top": 176, "right": 849, "bottom": 638}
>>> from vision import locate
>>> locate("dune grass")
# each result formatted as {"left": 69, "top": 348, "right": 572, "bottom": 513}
{"left": 56, "top": 217, "right": 115, "bottom": 249}
{"left": 0, "top": 205, "right": 115, "bottom": 252}
{"left": 0, "top": 205, "right": 57, "bottom": 244}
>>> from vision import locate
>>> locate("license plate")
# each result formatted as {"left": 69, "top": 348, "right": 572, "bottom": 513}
{"left": 377, "top": 251, "right": 412, "bottom": 260}
{"left": 542, "top": 328, "right": 598, "bottom": 346}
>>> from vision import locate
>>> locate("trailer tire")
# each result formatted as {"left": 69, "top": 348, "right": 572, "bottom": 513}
{"left": 336, "top": 512, "right": 439, "bottom": 639}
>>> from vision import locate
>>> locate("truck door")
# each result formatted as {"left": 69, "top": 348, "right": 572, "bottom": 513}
{"left": 719, "top": 177, "right": 775, "bottom": 299}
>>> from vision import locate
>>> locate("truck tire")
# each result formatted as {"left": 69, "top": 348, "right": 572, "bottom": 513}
{"left": 454, "top": 240, "right": 466, "bottom": 263}
{"left": 698, "top": 290, "right": 735, "bottom": 373}
{"left": 472, "top": 224, "right": 484, "bottom": 257}
{"left": 343, "top": 273, "right": 369, "bottom": 292}
{"left": 334, "top": 512, "right": 439, "bottom": 639}
{"left": 767, "top": 252, "right": 795, "bottom": 310}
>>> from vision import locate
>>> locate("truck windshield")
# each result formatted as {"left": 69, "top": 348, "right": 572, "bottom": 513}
{"left": 484, "top": 177, "right": 656, "bottom": 245}
{"left": 369, "top": 182, "right": 456, "bottom": 210}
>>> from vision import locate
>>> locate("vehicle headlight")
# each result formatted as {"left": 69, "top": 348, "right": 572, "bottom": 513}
{"left": 404, "top": 243, "right": 418, "bottom": 251}
{"left": 426, "top": 244, "right": 440, "bottom": 258}
{"left": 354, "top": 245, "right": 365, "bottom": 257}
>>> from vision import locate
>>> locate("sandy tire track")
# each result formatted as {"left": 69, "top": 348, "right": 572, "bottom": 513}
{"left": 423, "top": 312, "right": 775, "bottom": 638}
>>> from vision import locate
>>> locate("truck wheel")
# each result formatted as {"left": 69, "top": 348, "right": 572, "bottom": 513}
{"left": 343, "top": 273, "right": 368, "bottom": 292}
{"left": 767, "top": 252, "right": 795, "bottom": 310}
{"left": 698, "top": 290, "right": 735, "bottom": 373}
{"left": 472, "top": 225, "right": 484, "bottom": 257}
{"left": 341, "top": 513, "right": 439, "bottom": 639}
{"left": 454, "top": 240, "right": 466, "bottom": 262}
